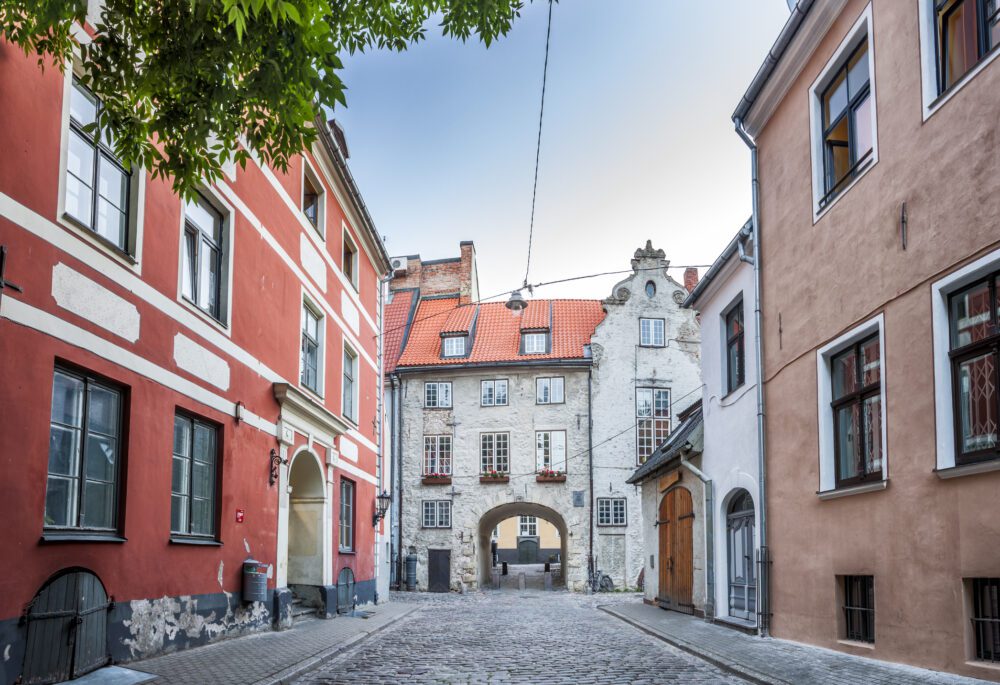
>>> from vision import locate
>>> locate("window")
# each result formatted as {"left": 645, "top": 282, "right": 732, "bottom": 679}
{"left": 442, "top": 336, "right": 466, "bottom": 357}
{"left": 422, "top": 500, "right": 451, "bottom": 528}
{"left": 535, "top": 430, "right": 566, "bottom": 472}
{"left": 519, "top": 515, "right": 537, "bottom": 537}
{"left": 481, "top": 379, "right": 508, "bottom": 406}
{"left": 726, "top": 299, "right": 746, "bottom": 393}
{"left": 830, "top": 335, "right": 882, "bottom": 487}
{"left": 342, "top": 345, "right": 358, "bottom": 422}
{"left": 339, "top": 478, "right": 355, "bottom": 551}
{"left": 971, "top": 578, "right": 1000, "bottom": 662}
{"left": 522, "top": 332, "right": 548, "bottom": 355}
{"left": 171, "top": 413, "right": 219, "bottom": 538}
{"left": 301, "top": 303, "right": 322, "bottom": 394}
{"left": 843, "top": 575, "right": 875, "bottom": 643}
{"left": 423, "top": 436, "right": 452, "bottom": 475}
{"left": 936, "top": 0, "right": 1000, "bottom": 92}
{"left": 640, "top": 318, "right": 666, "bottom": 347}
{"left": 424, "top": 382, "right": 452, "bottom": 408}
{"left": 636, "top": 388, "right": 670, "bottom": 464}
{"left": 181, "top": 194, "right": 226, "bottom": 321}
{"left": 818, "top": 40, "right": 873, "bottom": 207}
{"left": 46, "top": 368, "right": 123, "bottom": 531}
{"left": 536, "top": 377, "right": 565, "bottom": 405}
{"left": 302, "top": 163, "right": 324, "bottom": 235}
{"left": 645, "top": 281, "right": 656, "bottom": 298}
{"left": 343, "top": 229, "right": 358, "bottom": 289}
{"left": 597, "top": 497, "right": 627, "bottom": 526}
{"left": 948, "top": 274, "right": 1000, "bottom": 464}
{"left": 480, "top": 432, "right": 510, "bottom": 473}
{"left": 65, "top": 77, "right": 132, "bottom": 254}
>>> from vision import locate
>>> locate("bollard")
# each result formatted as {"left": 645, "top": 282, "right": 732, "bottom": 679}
{"left": 544, "top": 561, "right": 550, "bottom": 573}
{"left": 518, "top": 572, "right": 526, "bottom": 591}
{"left": 544, "top": 571, "right": 553, "bottom": 591}
{"left": 501, "top": 561, "right": 508, "bottom": 576}
{"left": 491, "top": 569, "right": 501, "bottom": 589}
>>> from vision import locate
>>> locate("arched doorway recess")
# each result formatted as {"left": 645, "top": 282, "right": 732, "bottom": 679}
{"left": 726, "top": 489, "right": 756, "bottom": 620}
{"left": 287, "top": 450, "right": 326, "bottom": 586}
{"left": 477, "top": 502, "right": 569, "bottom": 589}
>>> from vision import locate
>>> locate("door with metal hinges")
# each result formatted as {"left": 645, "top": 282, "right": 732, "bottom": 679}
{"left": 657, "top": 487, "right": 694, "bottom": 614}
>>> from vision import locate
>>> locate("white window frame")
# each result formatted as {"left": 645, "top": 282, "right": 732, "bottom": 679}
{"left": 342, "top": 224, "right": 359, "bottom": 292}
{"left": 596, "top": 497, "right": 627, "bottom": 526}
{"left": 481, "top": 379, "right": 508, "bottom": 407}
{"left": 424, "top": 381, "right": 453, "bottom": 408}
{"left": 57, "top": 63, "right": 147, "bottom": 273}
{"left": 536, "top": 377, "right": 565, "bottom": 404}
{"left": 535, "top": 430, "right": 566, "bottom": 472}
{"left": 339, "top": 477, "right": 355, "bottom": 551}
{"left": 518, "top": 515, "right": 537, "bottom": 537}
{"left": 423, "top": 435, "right": 452, "bottom": 475}
{"left": 815, "top": 313, "right": 888, "bottom": 496}
{"left": 177, "top": 188, "right": 235, "bottom": 331}
{"left": 808, "top": 3, "right": 878, "bottom": 223}
{"left": 342, "top": 341, "right": 358, "bottom": 423}
{"left": 301, "top": 157, "right": 326, "bottom": 239}
{"left": 523, "top": 332, "right": 548, "bottom": 355}
{"left": 480, "top": 432, "right": 510, "bottom": 474}
{"left": 442, "top": 336, "right": 466, "bottom": 358}
{"left": 639, "top": 318, "right": 666, "bottom": 347}
{"left": 422, "top": 500, "right": 451, "bottom": 528}
{"left": 299, "top": 298, "right": 325, "bottom": 397}
{"left": 932, "top": 247, "right": 1000, "bottom": 476}
{"left": 918, "top": 0, "right": 1000, "bottom": 120}
{"left": 636, "top": 388, "right": 671, "bottom": 464}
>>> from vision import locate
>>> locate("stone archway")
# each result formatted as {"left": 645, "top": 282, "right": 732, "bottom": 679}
{"left": 287, "top": 450, "right": 327, "bottom": 586}
{"left": 477, "top": 502, "right": 570, "bottom": 589}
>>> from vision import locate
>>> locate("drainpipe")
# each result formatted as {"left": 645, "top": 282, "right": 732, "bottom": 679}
{"left": 393, "top": 375, "right": 403, "bottom": 589}
{"left": 734, "top": 117, "right": 769, "bottom": 637}
{"left": 679, "top": 453, "right": 714, "bottom": 620}
{"left": 587, "top": 368, "right": 595, "bottom": 588}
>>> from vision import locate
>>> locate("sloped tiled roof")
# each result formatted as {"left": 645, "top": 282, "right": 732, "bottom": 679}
{"left": 396, "top": 298, "right": 605, "bottom": 368}
{"left": 520, "top": 300, "right": 551, "bottom": 331}
{"left": 384, "top": 289, "right": 417, "bottom": 374}
{"left": 441, "top": 304, "right": 477, "bottom": 335}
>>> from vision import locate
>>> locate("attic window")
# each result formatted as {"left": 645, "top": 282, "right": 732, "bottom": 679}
{"left": 443, "top": 336, "right": 466, "bottom": 358}
{"left": 522, "top": 332, "right": 548, "bottom": 355}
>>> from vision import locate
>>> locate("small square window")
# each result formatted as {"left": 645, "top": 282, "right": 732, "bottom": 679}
{"left": 970, "top": 578, "right": 1000, "bottom": 662}
{"left": 597, "top": 497, "right": 627, "bottom": 526}
{"left": 640, "top": 318, "right": 665, "bottom": 347}
{"left": 842, "top": 575, "right": 875, "bottom": 643}
{"left": 536, "top": 377, "right": 564, "bottom": 404}
{"left": 481, "top": 380, "right": 508, "bottom": 407}
{"left": 422, "top": 500, "right": 451, "bottom": 528}
{"left": 522, "top": 333, "right": 548, "bottom": 355}
{"left": 424, "top": 382, "right": 452, "bottom": 409}
{"left": 443, "top": 336, "right": 466, "bottom": 357}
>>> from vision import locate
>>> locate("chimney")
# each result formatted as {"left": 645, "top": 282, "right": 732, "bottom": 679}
{"left": 684, "top": 267, "right": 699, "bottom": 293}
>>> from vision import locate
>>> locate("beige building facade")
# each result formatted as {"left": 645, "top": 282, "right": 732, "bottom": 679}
{"left": 737, "top": 0, "right": 1000, "bottom": 678}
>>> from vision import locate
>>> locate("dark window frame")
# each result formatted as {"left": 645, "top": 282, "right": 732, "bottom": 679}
{"left": 843, "top": 575, "right": 875, "bottom": 643}
{"left": 302, "top": 165, "right": 323, "bottom": 233}
{"left": 182, "top": 192, "right": 226, "bottom": 322}
{"left": 339, "top": 477, "right": 355, "bottom": 552}
{"left": 935, "top": 0, "right": 1000, "bottom": 94}
{"left": 300, "top": 302, "right": 322, "bottom": 394}
{"left": 971, "top": 577, "right": 1000, "bottom": 662}
{"left": 343, "top": 344, "right": 358, "bottom": 423}
{"left": 726, "top": 299, "right": 746, "bottom": 394}
{"left": 342, "top": 230, "right": 358, "bottom": 290}
{"left": 45, "top": 365, "right": 128, "bottom": 536}
{"left": 830, "top": 334, "right": 883, "bottom": 488}
{"left": 170, "top": 410, "right": 221, "bottom": 541}
{"left": 818, "top": 38, "right": 874, "bottom": 208}
{"left": 948, "top": 272, "right": 1000, "bottom": 466}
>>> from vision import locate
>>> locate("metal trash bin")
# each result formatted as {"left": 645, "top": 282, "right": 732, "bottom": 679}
{"left": 405, "top": 553, "right": 418, "bottom": 591}
{"left": 242, "top": 558, "right": 268, "bottom": 603}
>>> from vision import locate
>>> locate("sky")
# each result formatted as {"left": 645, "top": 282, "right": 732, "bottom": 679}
{"left": 336, "top": 1, "right": 792, "bottom": 301}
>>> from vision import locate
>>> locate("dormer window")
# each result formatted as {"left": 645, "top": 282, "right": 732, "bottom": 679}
{"left": 442, "top": 336, "right": 466, "bottom": 358}
{"left": 522, "top": 332, "right": 548, "bottom": 355}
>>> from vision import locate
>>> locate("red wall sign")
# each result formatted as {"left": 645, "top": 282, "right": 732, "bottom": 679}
{"left": 235, "top": 509, "right": 245, "bottom": 523}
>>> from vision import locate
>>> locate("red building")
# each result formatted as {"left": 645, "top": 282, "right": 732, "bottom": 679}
{"left": 0, "top": 29, "right": 390, "bottom": 684}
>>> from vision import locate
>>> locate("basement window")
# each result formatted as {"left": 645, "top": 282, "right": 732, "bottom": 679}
{"left": 970, "top": 578, "right": 1000, "bottom": 662}
{"left": 842, "top": 575, "right": 875, "bottom": 643}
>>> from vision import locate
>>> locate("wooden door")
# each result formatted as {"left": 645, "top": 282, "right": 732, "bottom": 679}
{"left": 428, "top": 549, "right": 451, "bottom": 592}
{"left": 657, "top": 487, "right": 694, "bottom": 613}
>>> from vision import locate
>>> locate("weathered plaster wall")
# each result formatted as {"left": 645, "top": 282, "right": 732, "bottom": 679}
{"left": 590, "top": 244, "right": 702, "bottom": 589}
{"left": 640, "top": 476, "right": 706, "bottom": 612}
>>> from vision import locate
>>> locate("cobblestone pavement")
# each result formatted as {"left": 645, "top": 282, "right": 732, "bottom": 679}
{"left": 294, "top": 590, "right": 747, "bottom": 684}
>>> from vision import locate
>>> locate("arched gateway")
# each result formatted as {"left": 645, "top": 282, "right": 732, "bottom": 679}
{"left": 477, "top": 502, "right": 574, "bottom": 589}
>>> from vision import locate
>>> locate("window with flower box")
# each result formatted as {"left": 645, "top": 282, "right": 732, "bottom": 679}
{"left": 480, "top": 432, "right": 510, "bottom": 474}
{"left": 423, "top": 435, "right": 452, "bottom": 476}
{"left": 535, "top": 430, "right": 566, "bottom": 473}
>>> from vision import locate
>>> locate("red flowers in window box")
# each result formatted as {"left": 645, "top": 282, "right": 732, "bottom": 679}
{"left": 480, "top": 470, "right": 510, "bottom": 483}
{"left": 536, "top": 469, "right": 566, "bottom": 483}
{"left": 422, "top": 472, "right": 452, "bottom": 485}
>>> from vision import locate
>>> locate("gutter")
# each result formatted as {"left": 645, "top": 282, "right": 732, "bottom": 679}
{"left": 734, "top": 117, "right": 770, "bottom": 637}
{"left": 395, "top": 359, "right": 593, "bottom": 374}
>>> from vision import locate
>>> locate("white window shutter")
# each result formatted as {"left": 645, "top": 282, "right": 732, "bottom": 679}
{"left": 553, "top": 432, "right": 566, "bottom": 472}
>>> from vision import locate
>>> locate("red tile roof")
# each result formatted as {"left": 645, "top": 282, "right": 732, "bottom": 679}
{"left": 384, "top": 289, "right": 416, "bottom": 374}
{"left": 441, "top": 304, "right": 476, "bottom": 335}
{"left": 395, "top": 298, "right": 605, "bottom": 367}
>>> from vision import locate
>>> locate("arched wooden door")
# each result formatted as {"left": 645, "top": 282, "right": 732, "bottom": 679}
{"left": 657, "top": 487, "right": 694, "bottom": 613}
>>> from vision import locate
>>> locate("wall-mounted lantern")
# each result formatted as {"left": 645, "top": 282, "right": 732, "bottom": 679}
{"left": 269, "top": 449, "right": 286, "bottom": 487}
{"left": 373, "top": 489, "right": 391, "bottom": 526}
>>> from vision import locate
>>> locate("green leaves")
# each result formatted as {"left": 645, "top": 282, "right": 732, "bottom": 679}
{"left": 0, "top": 0, "right": 526, "bottom": 198}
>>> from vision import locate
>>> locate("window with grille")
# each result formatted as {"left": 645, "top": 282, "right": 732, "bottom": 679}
{"left": 301, "top": 303, "right": 322, "bottom": 394}
{"left": 339, "top": 479, "right": 354, "bottom": 551}
{"left": 535, "top": 431, "right": 566, "bottom": 473}
{"left": 640, "top": 318, "right": 665, "bottom": 347}
{"left": 536, "top": 377, "right": 564, "bottom": 404}
{"left": 971, "top": 578, "right": 1000, "bottom": 662}
{"left": 843, "top": 575, "right": 875, "bottom": 643}
{"left": 597, "top": 498, "right": 627, "bottom": 526}
{"left": 830, "top": 335, "right": 882, "bottom": 487}
{"left": 481, "top": 379, "right": 508, "bottom": 406}
{"left": 422, "top": 500, "right": 451, "bottom": 528}
{"left": 726, "top": 299, "right": 746, "bottom": 393}
{"left": 171, "top": 413, "right": 219, "bottom": 538}
{"left": 949, "top": 274, "right": 1000, "bottom": 465}
{"left": 636, "top": 388, "right": 670, "bottom": 464}
{"left": 480, "top": 432, "right": 510, "bottom": 473}
{"left": 423, "top": 436, "right": 452, "bottom": 475}
{"left": 424, "top": 382, "right": 452, "bottom": 408}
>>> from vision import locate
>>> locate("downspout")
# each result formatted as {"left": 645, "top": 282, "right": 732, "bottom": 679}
{"left": 588, "top": 368, "right": 595, "bottom": 589}
{"left": 375, "top": 273, "right": 390, "bottom": 603}
{"left": 735, "top": 116, "right": 769, "bottom": 637}
{"left": 679, "top": 453, "right": 714, "bottom": 620}
{"left": 393, "top": 375, "right": 403, "bottom": 589}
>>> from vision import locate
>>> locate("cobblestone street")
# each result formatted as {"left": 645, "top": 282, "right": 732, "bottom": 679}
{"left": 294, "top": 591, "right": 745, "bottom": 685}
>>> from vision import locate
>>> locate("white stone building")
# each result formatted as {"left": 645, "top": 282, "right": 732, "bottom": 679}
{"left": 590, "top": 242, "right": 702, "bottom": 589}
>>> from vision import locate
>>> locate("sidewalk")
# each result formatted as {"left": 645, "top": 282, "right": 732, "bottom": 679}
{"left": 600, "top": 602, "right": 995, "bottom": 685}
{"left": 128, "top": 602, "right": 418, "bottom": 685}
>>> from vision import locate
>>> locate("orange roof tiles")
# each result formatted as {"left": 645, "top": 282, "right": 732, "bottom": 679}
{"left": 441, "top": 303, "right": 477, "bottom": 334}
{"left": 395, "top": 298, "right": 605, "bottom": 367}
{"left": 383, "top": 289, "right": 416, "bottom": 374}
